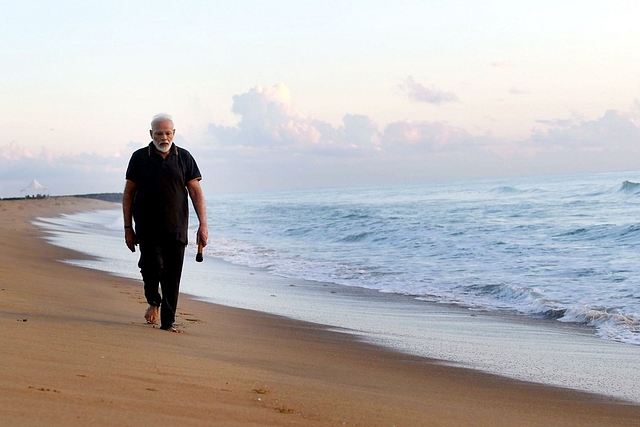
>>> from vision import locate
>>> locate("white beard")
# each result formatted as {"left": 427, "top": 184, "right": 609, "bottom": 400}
{"left": 153, "top": 140, "right": 171, "bottom": 153}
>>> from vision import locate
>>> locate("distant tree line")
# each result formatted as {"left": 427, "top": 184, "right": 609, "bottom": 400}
{"left": 73, "top": 193, "right": 123, "bottom": 203}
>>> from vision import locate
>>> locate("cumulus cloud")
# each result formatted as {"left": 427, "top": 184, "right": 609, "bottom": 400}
{"left": 399, "top": 76, "right": 459, "bottom": 105}
{"left": 203, "top": 83, "right": 489, "bottom": 162}
{"left": 228, "top": 83, "right": 323, "bottom": 147}
{"left": 527, "top": 110, "right": 640, "bottom": 150}
{"left": 498, "top": 109, "right": 640, "bottom": 177}
{"left": 207, "top": 83, "right": 490, "bottom": 158}
{"left": 0, "top": 141, "right": 52, "bottom": 162}
{"left": 197, "top": 83, "right": 508, "bottom": 191}
{"left": 204, "top": 83, "right": 380, "bottom": 156}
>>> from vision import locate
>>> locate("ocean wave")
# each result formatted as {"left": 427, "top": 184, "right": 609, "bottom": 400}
{"left": 551, "top": 222, "right": 640, "bottom": 245}
{"left": 339, "top": 232, "right": 373, "bottom": 242}
{"left": 557, "top": 227, "right": 588, "bottom": 237}
{"left": 490, "top": 186, "right": 542, "bottom": 195}
{"left": 491, "top": 186, "right": 520, "bottom": 194}
{"left": 283, "top": 226, "right": 316, "bottom": 237}
{"left": 341, "top": 212, "right": 372, "bottom": 220}
{"left": 560, "top": 308, "right": 640, "bottom": 345}
{"left": 459, "top": 283, "right": 567, "bottom": 316}
{"left": 619, "top": 180, "right": 640, "bottom": 194}
{"left": 446, "top": 282, "right": 640, "bottom": 345}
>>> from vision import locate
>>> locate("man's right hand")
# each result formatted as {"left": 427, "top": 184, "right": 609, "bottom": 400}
{"left": 122, "top": 180, "right": 137, "bottom": 252}
{"left": 125, "top": 228, "right": 137, "bottom": 252}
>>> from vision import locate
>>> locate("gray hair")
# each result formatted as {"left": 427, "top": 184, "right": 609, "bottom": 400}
{"left": 151, "top": 113, "right": 174, "bottom": 130}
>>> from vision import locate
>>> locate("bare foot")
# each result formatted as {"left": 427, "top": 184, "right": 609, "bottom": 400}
{"left": 165, "top": 326, "right": 183, "bottom": 334}
{"left": 144, "top": 305, "right": 158, "bottom": 325}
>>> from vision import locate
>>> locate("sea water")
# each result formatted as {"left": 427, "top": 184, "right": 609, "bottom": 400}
{"left": 34, "top": 170, "right": 640, "bottom": 401}
{"left": 202, "top": 171, "right": 640, "bottom": 346}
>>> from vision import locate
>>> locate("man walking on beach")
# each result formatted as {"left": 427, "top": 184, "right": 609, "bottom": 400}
{"left": 122, "top": 114, "right": 208, "bottom": 333}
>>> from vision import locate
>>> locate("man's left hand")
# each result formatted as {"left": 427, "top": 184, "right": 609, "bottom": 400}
{"left": 197, "top": 224, "right": 208, "bottom": 247}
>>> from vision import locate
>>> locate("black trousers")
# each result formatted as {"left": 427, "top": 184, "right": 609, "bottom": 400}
{"left": 138, "top": 238, "right": 186, "bottom": 330}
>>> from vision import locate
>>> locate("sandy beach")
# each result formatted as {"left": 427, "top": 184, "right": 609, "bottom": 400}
{"left": 1, "top": 197, "right": 639, "bottom": 426}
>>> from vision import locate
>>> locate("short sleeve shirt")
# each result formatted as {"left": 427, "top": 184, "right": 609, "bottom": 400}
{"left": 126, "top": 142, "right": 201, "bottom": 244}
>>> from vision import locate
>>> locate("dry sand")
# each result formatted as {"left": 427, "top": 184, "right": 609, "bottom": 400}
{"left": 1, "top": 197, "right": 639, "bottom": 427}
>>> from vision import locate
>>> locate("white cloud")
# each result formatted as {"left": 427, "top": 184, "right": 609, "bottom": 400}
{"left": 399, "top": 76, "right": 459, "bottom": 105}
{"left": 0, "top": 141, "right": 52, "bottom": 161}
{"left": 527, "top": 110, "right": 640, "bottom": 150}
{"left": 198, "top": 86, "right": 507, "bottom": 190}
{"left": 491, "top": 109, "right": 640, "bottom": 177}
{"left": 204, "top": 83, "right": 380, "bottom": 157}
{"left": 227, "top": 83, "right": 322, "bottom": 147}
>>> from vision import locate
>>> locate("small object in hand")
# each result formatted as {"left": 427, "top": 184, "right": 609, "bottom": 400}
{"left": 196, "top": 242, "right": 203, "bottom": 262}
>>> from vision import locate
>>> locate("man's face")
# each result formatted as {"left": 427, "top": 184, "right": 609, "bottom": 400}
{"left": 150, "top": 120, "right": 175, "bottom": 153}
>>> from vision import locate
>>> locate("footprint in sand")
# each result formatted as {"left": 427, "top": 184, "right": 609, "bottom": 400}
{"left": 178, "top": 312, "right": 201, "bottom": 323}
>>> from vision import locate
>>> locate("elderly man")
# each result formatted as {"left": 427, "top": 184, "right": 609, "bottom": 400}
{"left": 122, "top": 114, "right": 208, "bottom": 332}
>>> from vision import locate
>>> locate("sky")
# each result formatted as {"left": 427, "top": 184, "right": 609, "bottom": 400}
{"left": 1, "top": 0, "right": 640, "bottom": 197}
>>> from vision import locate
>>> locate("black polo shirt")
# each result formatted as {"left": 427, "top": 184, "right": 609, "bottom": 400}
{"left": 126, "top": 142, "right": 202, "bottom": 244}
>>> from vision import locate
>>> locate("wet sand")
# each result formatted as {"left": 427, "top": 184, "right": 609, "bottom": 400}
{"left": 1, "top": 197, "right": 639, "bottom": 426}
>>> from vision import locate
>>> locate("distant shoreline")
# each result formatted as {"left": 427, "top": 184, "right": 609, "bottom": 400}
{"left": 1, "top": 192, "right": 123, "bottom": 203}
